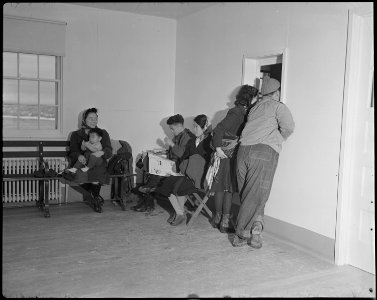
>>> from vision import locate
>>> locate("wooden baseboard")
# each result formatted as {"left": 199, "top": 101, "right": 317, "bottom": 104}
{"left": 263, "top": 215, "right": 335, "bottom": 263}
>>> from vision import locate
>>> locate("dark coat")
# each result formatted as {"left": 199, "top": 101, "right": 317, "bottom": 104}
{"left": 68, "top": 127, "right": 112, "bottom": 184}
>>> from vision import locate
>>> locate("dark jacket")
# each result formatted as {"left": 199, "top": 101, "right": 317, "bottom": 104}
{"left": 212, "top": 105, "right": 247, "bottom": 148}
{"left": 168, "top": 128, "right": 195, "bottom": 162}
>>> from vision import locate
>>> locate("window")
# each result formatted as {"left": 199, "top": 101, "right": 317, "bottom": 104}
{"left": 3, "top": 51, "right": 62, "bottom": 133}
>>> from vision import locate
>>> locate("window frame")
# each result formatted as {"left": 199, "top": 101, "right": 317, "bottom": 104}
{"left": 3, "top": 51, "right": 64, "bottom": 139}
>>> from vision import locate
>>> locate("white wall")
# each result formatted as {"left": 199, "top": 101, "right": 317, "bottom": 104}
{"left": 4, "top": 3, "right": 177, "bottom": 165}
{"left": 175, "top": 2, "right": 349, "bottom": 239}
{"left": 4, "top": 2, "right": 350, "bottom": 239}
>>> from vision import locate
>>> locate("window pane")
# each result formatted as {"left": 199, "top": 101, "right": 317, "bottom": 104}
{"left": 3, "top": 52, "right": 17, "bottom": 77}
{"left": 19, "top": 105, "right": 38, "bottom": 129}
{"left": 40, "top": 105, "right": 57, "bottom": 129}
{"left": 40, "top": 81, "right": 56, "bottom": 105}
{"left": 39, "top": 55, "right": 56, "bottom": 79}
{"left": 20, "top": 80, "right": 38, "bottom": 104}
{"left": 3, "top": 79, "right": 18, "bottom": 104}
{"left": 19, "top": 53, "right": 38, "bottom": 78}
{"left": 3, "top": 105, "right": 18, "bottom": 129}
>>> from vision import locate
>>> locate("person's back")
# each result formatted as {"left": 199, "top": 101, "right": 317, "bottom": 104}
{"left": 234, "top": 77, "right": 294, "bottom": 248}
{"left": 240, "top": 93, "right": 294, "bottom": 154}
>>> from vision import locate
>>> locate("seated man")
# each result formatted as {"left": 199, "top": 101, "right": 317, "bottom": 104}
{"left": 151, "top": 114, "right": 213, "bottom": 226}
{"left": 132, "top": 114, "right": 195, "bottom": 212}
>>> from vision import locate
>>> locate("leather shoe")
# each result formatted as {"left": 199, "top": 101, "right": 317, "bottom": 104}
{"left": 167, "top": 213, "right": 176, "bottom": 224}
{"left": 171, "top": 214, "right": 186, "bottom": 226}
{"left": 219, "top": 223, "right": 235, "bottom": 233}
{"left": 134, "top": 203, "right": 147, "bottom": 212}
{"left": 131, "top": 198, "right": 146, "bottom": 211}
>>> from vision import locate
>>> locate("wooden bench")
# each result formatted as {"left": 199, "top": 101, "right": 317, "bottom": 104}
{"left": 2, "top": 140, "right": 136, "bottom": 217}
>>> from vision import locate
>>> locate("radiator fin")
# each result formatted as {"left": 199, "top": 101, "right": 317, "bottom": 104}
{"left": 2, "top": 158, "right": 68, "bottom": 204}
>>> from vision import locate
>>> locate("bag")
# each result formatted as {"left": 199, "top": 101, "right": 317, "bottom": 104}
{"left": 33, "top": 160, "right": 58, "bottom": 178}
{"left": 107, "top": 152, "right": 131, "bottom": 175}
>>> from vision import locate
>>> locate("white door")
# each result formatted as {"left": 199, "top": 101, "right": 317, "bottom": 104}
{"left": 347, "top": 13, "right": 374, "bottom": 274}
{"left": 336, "top": 10, "right": 375, "bottom": 274}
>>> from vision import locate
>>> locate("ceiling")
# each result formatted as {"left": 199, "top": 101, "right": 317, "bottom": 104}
{"left": 70, "top": 2, "right": 219, "bottom": 20}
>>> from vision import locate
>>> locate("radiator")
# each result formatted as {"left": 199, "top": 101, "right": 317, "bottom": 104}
{"left": 2, "top": 158, "right": 68, "bottom": 204}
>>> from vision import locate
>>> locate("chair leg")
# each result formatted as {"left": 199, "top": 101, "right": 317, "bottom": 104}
{"left": 186, "top": 193, "right": 211, "bottom": 229}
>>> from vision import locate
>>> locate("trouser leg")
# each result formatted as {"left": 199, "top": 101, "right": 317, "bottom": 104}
{"left": 169, "top": 194, "right": 185, "bottom": 215}
{"left": 252, "top": 149, "right": 279, "bottom": 231}
{"left": 235, "top": 144, "right": 279, "bottom": 239}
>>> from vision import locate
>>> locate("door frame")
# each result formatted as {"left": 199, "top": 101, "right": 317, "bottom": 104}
{"left": 241, "top": 48, "right": 288, "bottom": 103}
{"left": 335, "top": 7, "right": 373, "bottom": 267}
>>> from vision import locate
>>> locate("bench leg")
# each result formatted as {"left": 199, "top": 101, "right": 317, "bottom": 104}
{"left": 37, "top": 181, "right": 44, "bottom": 211}
{"left": 43, "top": 180, "right": 50, "bottom": 218}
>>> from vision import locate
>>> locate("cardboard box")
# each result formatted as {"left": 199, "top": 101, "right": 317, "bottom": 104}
{"left": 146, "top": 151, "right": 177, "bottom": 176}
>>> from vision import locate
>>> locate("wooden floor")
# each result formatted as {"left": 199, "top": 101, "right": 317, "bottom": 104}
{"left": 2, "top": 197, "right": 376, "bottom": 298}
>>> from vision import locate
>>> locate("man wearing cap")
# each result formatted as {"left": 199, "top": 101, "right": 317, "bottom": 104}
{"left": 233, "top": 77, "right": 295, "bottom": 248}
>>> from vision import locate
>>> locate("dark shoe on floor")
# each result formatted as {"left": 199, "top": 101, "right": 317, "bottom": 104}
{"left": 250, "top": 234, "right": 262, "bottom": 249}
{"left": 232, "top": 235, "right": 247, "bottom": 247}
{"left": 167, "top": 213, "right": 176, "bottom": 224}
{"left": 171, "top": 214, "right": 186, "bottom": 226}
{"left": 134, "top": 203, "right": 147, "bottom": 212}
{"left": 131, "top": 198, "right": 146, "bottom": 211}
{"left": 91, "top": 195, "right": 102, "bottom": 213}
{"left": 219, "top": 223, "right": 235, "bottom": 233}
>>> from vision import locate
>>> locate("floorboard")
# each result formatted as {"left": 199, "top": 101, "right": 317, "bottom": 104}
{"left": 2, "top": 199, "right": 375, "bottom": 298}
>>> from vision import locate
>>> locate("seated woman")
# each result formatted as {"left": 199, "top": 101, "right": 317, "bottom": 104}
{"left": 152, "top": 114, "right": 213, "bottom": 226}
{"left": 66, "top": 107, "right": 113, "bottom": 213}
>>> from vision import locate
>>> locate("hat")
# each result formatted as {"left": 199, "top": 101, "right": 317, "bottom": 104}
{"left": 261, "top": 77, "right": 280, "bottom": 95}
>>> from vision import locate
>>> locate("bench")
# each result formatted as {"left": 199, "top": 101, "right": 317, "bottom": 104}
{"left": 2, "top": 140, "right": 136, "bottom": 217}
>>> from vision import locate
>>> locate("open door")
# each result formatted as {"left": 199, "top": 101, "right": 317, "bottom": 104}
{"left": 335, "top": 9, "right": 374, "bottom": 274}
{"left": 242, "top": 48, "right": 287, "bottom": 103}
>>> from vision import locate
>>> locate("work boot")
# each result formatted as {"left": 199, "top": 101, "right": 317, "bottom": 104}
{"left": 232, "top": 235, "right": 247, "bottom": 247}
{"left": 145, "top": 194, "right": 155, "bottom": 212}
{"left": 219, "top": 214, "right": 234, "bottom": 233}
{"left": 250, "top": 221, "right": 263, "bottom": 249}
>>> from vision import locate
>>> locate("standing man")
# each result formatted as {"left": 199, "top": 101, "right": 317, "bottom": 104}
{"left": 233, "top": 77, "right": 295, "bottom": 248}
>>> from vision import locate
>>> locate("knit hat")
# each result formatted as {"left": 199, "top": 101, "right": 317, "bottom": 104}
{"left": 261, "top": 77, "right": 280, "bottom": 95}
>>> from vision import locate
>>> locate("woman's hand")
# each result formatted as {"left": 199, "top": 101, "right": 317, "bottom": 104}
{"left": 81, "top": 141, "right": 87, "bottom": 151}
{"left": 78, "top": 155, "right": 87, "bottom": 164}
{"left": 92, "top": 150, "right": 104, "bottom": 158}
{"left": 216, "top": 147, "right": 228, "bottom": 159}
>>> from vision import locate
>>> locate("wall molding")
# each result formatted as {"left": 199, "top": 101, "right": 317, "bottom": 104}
{"left": 264, "top": 215, "right": 335, "bottom": 264}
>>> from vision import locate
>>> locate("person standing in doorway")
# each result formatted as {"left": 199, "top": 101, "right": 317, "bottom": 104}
{"left": 233, "top": 77, "right": 295, "bottom": 248}
{"left": 210, "top": 85, "right": 258, "bottom": 233}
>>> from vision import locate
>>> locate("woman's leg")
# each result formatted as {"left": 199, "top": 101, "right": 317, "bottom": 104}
{"left": 219, "top": 191, "right": 234, "bottom": 233}
{"left": 211, "top": 192, "right": 223, "bottom": 227}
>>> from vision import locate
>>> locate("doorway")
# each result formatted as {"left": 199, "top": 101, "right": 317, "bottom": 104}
{"left": 242, "top": 49, "right": 287, "bottom": 103}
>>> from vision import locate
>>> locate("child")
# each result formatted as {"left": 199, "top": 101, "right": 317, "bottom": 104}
{"left": 67, "top": 127, "right": 104, "bottom": 173}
